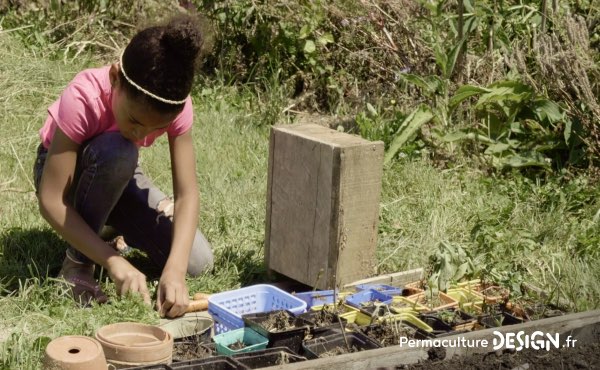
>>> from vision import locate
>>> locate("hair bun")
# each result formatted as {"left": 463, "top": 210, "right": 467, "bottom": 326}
{"left": 161, "top": 14, "right": 203, "bottom": 63}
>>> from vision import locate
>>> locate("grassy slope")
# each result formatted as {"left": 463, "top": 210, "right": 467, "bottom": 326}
{"left": 0, "top": 29, "right": 599, "bottom": 368}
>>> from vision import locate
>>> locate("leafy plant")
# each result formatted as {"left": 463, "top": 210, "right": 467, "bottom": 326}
{"left": 426, "top": 241, "right": 479, "bottom": 292}
{"left": 443, "top": 79, "right": 579, "bottom": 170}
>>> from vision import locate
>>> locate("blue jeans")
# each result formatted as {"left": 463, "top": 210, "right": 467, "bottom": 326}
{"left": 34, "top": 132, "right": 214, "bottom": 276}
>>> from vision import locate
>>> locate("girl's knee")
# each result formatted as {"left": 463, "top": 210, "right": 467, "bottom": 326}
{"left": 85, "top": 132, "right": 138, "bottom": 175}
{"left": 187, "top": 231, "right": 214, "bottom": 277}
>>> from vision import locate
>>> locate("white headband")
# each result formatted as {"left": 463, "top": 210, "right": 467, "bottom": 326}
{"left": 119, "top": 50, "right": 188, "bottom": 105}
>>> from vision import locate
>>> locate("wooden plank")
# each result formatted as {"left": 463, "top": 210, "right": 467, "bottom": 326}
{"left": 262, "top": 309, "right": 600, "bottom": 370}
{"left": 268, "top": 128, "right": 335, "bottom": 285}
{"left": 343, "top": 268, "right": 424, "bottom": 289}
{"left": 264, "top": 127, "right": 276, "bottom": 279}
{"left": 333, "top": 144, "right": 384, "bottom": 287}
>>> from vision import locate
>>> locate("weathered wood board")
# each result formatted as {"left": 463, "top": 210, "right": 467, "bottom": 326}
{"left": 265, "top": 124, "right": 384, "bottom": 289}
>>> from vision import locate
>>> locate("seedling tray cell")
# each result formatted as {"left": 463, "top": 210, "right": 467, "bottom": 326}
{"left": 213, "top": 328, "right": 268, "bottom": 356}
{"left": 242, "top": 310, "right": 311, "bottom": 354}
{"left": 302, "top": 332, "right": 381, "bottom": 359}
{"left": 233, "top": 347, "right": 307, "bottom": 368}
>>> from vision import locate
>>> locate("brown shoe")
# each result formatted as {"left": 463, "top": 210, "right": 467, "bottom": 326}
{"left": 58, "top": 254, "right": 108, "bottom": 306}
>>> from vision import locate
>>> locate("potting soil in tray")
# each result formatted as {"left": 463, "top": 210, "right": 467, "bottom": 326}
{"left": 172, "top": 340, "right": 215, "bottom": 362}
{"left": 360, "top": 321, "right": 420, "bottom": 346}
{"left": 298, "top": 309, "right": 347, "bottom": 332}
{"left": 242, "top": 310, "right": 311, "bottom": 354}
{"left": 420, "top": 309, "right": 476, "bottom": 330}
{"left": 232, "top": 347, "right": 307, "bottom": 368}
{"left": 303, "top": 332, "right": 381, "bottom": 359}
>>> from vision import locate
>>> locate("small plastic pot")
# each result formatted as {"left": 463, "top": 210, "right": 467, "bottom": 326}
{"left": 478, "top": 312, "right": 524, "bottom": 328}
{"left": 302, "top": 332, "right": 381, "bottom": 359}
{"left": 213, "top": 327, "right": 268, "bottom": 356}
{"left": 479, "top": 285, "right": 510, "bottom": 304}
{"left": 242, "top": 310, "right": 311, "bottom": 354}
{"left": 406, "top": 291, "right": 458, "bottom": 311}
{"left": 345, "top": 289, "right": 393, "bottom": 310}
{"left": 232, "top": 347, "right": 307, "bottom": 368}
{"left": 422, "top": 309, "right": 478, "bottom": 331}
{"left": 389, "top": 296, "right": 429, "bottom": 314}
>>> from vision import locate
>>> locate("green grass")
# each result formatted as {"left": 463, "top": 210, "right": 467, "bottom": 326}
{"left": 1, "top": 28, "right": 599, "bottom": 369}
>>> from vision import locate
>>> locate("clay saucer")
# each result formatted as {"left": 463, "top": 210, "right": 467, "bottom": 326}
{"left": 95, "top": 322, "right": 173, "bottom": 367}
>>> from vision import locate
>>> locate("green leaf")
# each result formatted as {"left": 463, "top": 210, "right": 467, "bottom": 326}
{"left": 303, "top": 40, "right": 316, "bottom": 54}
{"left": 317, "top": 33, "right": 334, "bottom": 45}
{"left": 444, "top": 37, "right": 466, "bottom": 79}
{"left": 299, "top": 25, "right": 311, "bottom": 39}
{"left": 564, "top": 120, "right": 572, "bottom": 144}
{"left": 449, "top": 85, "right": 489, "bottom": 107}
{"left": 484, "top": 142, "right": 510, "bottom": 154}
{"left": 366, "top": 103, "right": 378, "bottom": 117}
{"left": 400, "top": 74, "right": 441, "bottom": 94}
{"left": 384, "top": 106, "right": 434, "bottom": 164}
{"left": 441, "top": 130, "right": 469, "bottom": 142}
{"left": 477, "top": 80, "right": 533, "bottom": 107}
{"left": 532, "top": 99, "right": 563, "bottom": 123}
{"left": 499, "top": 152, "right": 551, "bottom": 169}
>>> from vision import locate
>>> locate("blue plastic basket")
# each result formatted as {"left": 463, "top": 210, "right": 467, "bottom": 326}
{"left": 345, "top": 289, "right": 393, "bottom": 309}
{"left": 355, "top": 283, "right": 403, "bottom": 296}
{"left": 208, "top": 284, "right": 307, "bottom": 334}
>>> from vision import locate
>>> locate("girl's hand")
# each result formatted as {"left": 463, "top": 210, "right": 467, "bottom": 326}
{"left": 106, "top": 256, "right": 151, "bottom": 304}
{"left": 156, "top": 269, "right": 189, "bottom": 318}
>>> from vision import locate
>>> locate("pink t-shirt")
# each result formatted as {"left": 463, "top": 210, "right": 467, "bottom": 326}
{"left": 39, "top": 65, "right": 193, "bottom": 149}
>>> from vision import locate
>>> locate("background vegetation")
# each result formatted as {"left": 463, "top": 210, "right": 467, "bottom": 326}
{"left": 0, "top": 0, "right": 598, "bottom": 368}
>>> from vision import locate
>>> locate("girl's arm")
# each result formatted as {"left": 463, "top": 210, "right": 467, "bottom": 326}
{"left": 38, "top": 128, "right": 151, "bottom": 303}
{"left": 157, "top": 130, "right": 198, "bottom": 318}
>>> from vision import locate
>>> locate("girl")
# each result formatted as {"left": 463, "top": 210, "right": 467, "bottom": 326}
{"left": 33, "top": 13, "right": 213, "bottom": 318}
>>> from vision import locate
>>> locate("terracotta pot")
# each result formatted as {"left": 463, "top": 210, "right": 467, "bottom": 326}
{"left": 95, "top": 322, "right": 173, "bottom": 369}
{"left": 43, "top": 335, "right": 107, "bottom": 370}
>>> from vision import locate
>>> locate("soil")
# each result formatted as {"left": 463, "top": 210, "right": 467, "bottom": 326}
{"left": 363, "top": 322, "right": 418, "bottom": 346}
{"left": 320, "top": 345, "right": 356, "bottom": 357}
{"left": 430, "top": 310, "right": 475, "bottom": 328}
{"left": 172, "top": 341, "right": 213, "bottom": 361}
{"left": 310, "top": 309, "right": 344, "bottom": 328}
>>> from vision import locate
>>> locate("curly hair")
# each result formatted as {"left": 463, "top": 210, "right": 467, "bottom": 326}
{"left": 120, "top": 13, "right": 205, "bottom": 114}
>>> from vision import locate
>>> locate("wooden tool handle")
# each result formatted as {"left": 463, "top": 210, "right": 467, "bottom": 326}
{"left": 186, "top": 299, "right": 209, "bottom": 313}
{"left": 193, "top": 292, "right": 211, "bottom": 301}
